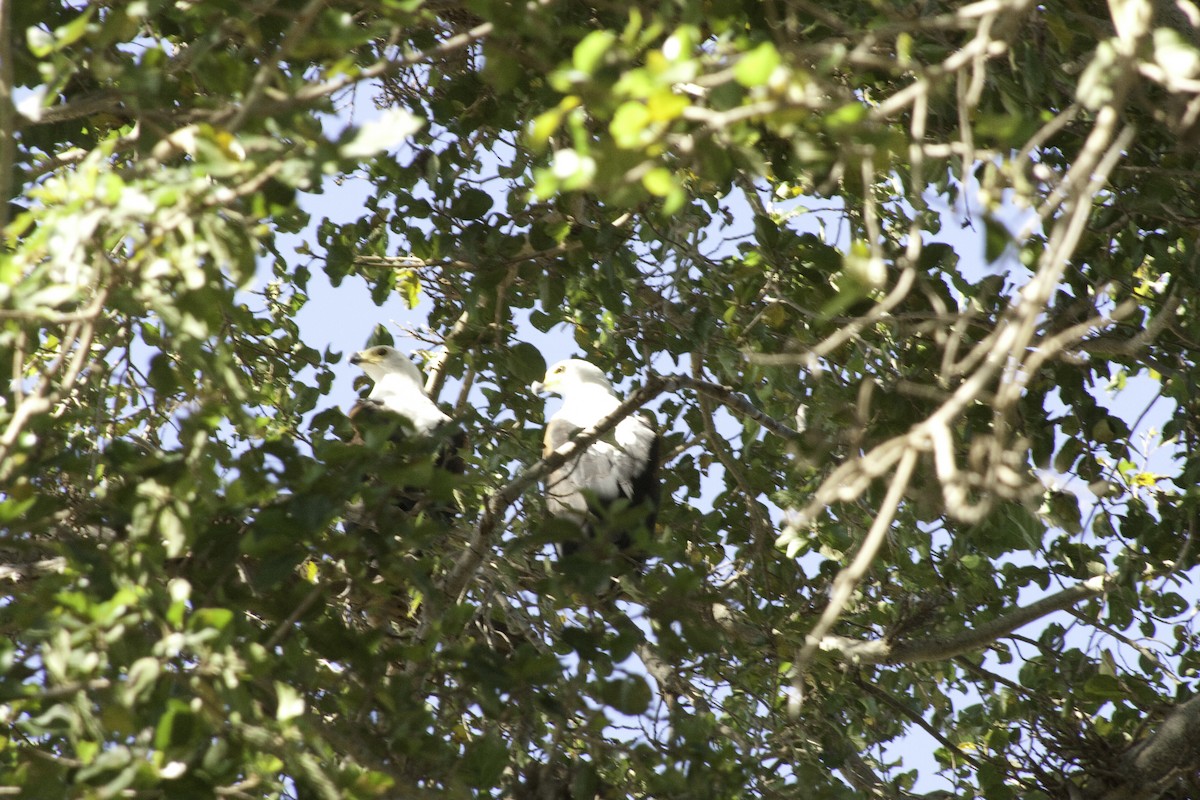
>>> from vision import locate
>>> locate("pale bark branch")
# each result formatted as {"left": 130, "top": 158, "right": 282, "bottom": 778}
{"left": 793, "top": 446, "right": 918, "bottom": 681}
{"left": 818, "top": 573, "right": 1116, "bottom": 665}
{"left": 1105, "top": 693, "right": 1200, "bottom": 799}
{"left": 0, "top": 0, "right": 14, "bottom": 233}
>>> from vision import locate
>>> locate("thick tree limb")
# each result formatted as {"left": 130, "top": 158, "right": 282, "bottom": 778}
{"left": 1100, "top": 693, "right": 1200, "bottom": 799}
{"left": 16, "top": 90, "right": 124, "bottom": 128}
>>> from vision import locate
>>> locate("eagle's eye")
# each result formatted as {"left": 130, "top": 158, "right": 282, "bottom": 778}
{"left": 552, "top": 365, "right": 564, "bottom": 374}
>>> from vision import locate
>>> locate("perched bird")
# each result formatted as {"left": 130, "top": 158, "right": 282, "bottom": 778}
{"left": 532, "top": 359, "right": 660, "bottom": 558}
{"left": 347, "top": 345, "right": 465, "bottom": 519}
{"left": 349, "top": 345, "right": 452, "bottom": 437}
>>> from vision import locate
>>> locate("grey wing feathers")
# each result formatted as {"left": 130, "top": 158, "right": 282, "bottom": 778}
{"left": 543, "top": 414, "right": 657, "bottom": 519}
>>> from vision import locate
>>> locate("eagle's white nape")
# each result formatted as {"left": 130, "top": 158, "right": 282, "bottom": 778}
{"left": 349, "top": 345, "right": 450, "bottom": 437}
{"left": 532, "top": 358, "right": 660, "bottom": 557}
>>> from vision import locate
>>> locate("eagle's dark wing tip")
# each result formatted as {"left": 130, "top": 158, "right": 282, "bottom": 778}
{"left": 436, "top": 423, "right": 468, "bottom": 475}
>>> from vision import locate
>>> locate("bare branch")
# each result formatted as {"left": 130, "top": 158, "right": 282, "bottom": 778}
{"left": 0, "top": 0, "right": 14, "bottom": 233}
{"left": 228, "top": 0, "right": 329, "bottom": 131}
{"left": 818, "top": 573, "right": 1116, "bottom": 665}
{"left": 794, "top": 446, "right": 918, "bottom": 677}
{"left": 280, "top": 22, "right": 494, "bottom": 110}
{"left": 264, "top": 581, "right": 325, "bottom": 650}
{"left": 436, "top": 370, "right": 800, "bottom": 605}
{"left": 690, "top": 354, "right": 774, "bottom": 542}
{"left": 672, "top": 374, "right": 802, "bottom": 439}
{"left": 0, "top": 557, "right": 67, "bottom": 583}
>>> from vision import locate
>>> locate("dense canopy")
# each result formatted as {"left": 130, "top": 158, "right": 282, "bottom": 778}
{"left": 4, "top": 1, "right": 1200, "bottom": 799}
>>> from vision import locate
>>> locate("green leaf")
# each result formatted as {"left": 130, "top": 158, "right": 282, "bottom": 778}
{"left": 611, "top": 101, "right": 651, "bottom": 148}
{"left": 574, "top": 30, "right": 617, "bottom": 75}
{"left": 983, "top": 215, "right": 1011, "bottom": 263}
{"left": 508, "top": 342, "right": 546, "bottom": 384}
{"left": 275, "top": 682, "right": 306, "bottom": 721}
{"left": 734, "top": 42, "right": 780, "bottom": 87}
{"left": 642, "top": 167, "right": 676, "bottom": 197}
{"left": 154, "top": 699, "right": 197, "bottom": 750}
{"left": 464, "top": 733, "right": 508, "bottom": 788}
{"left": 824, "top": 102, "right": 866, "bottom": 131}
{"left": 598, "top": 676, "right": 651, "bottom": 714}
{"left": 26, "top": 27, "right": 54, "bottom": 57}
{"left": 398, "top": 268, "right": 421, "bottom": 308}
{"left": 55, "top": 9, "right": 95, "bottom": 50}
{"left": 453, "top": 188, "right": 493, "bottom": 220}
{"left": 1082, "top": 674, "right": 1126, "bottom": 700}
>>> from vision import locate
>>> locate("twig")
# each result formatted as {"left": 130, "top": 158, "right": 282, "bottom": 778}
{"left": 690, "top": 355, "right": 774, "bottom": 541}
{"left": 857, "top": 678, "right": 982, "bottom": 769}
{"left": 23, "top": 678, "right": 113, "bottom": 702}
{"left": 283, "top": 23, "right": 494, "bottom": 109}
{"left": 0, "top": 290, "right": 107, "bottom": 483}
{"left": 264, "top": 581, "right": 325, "bottom": 650}
{"left": 671, "top": 375, "right": 802, "bottom": 439}
{"left": 747, "top": 264, "right": 917, "bottom": 368}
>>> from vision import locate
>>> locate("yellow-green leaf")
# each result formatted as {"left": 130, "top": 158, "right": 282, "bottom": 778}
{"left": 734, "top": 42, "right": 780, "bottom": 87}
{"left": 574, "top": 30, "right": 617, "bottom": 75}
{"left": 642, "top": 167, "right": 675, "bottom": 197}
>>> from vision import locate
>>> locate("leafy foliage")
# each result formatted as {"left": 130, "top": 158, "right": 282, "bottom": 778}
{"left": 3, "top": 1, "right": 1200, "bottom": 798}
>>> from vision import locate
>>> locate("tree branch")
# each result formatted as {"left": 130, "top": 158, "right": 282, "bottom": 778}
{"left": 792, "top": 447, "right": 918, "bottom": 679}
{"left": 818, "top": 573, "right": 1116, "bottom": 665}
{"left": 435, "top": 371, "right": 799, "bottom": 605}
{"left": 228, "top": 0, "right": 328, "bottom": 131}
{"left": 17, "top": 90, "right": 124, "bottom": 128}
{"left": 689, "top": 355, "right": 775, "bottom": 544}
{"left": 266, "top": 22, "right": 494, "bottom": 114}
{"left": 1103, "top": 693, "right": 1200, "bottom": 799}
{"left": 671, "top": 374, "right": 802, "bottom": 439}
{"left": 0, "top": 0, "right": 14, "bottom": 233}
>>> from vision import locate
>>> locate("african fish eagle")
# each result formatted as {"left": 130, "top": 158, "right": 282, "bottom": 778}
{"left": 348, "top": 345, "right": 465, "bottom": 518}
{"left": 532, "top": 358, "right": 660, "bottom": 556}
